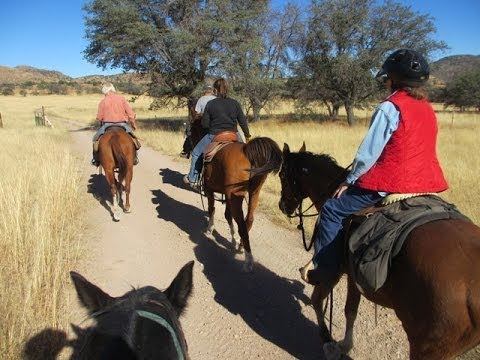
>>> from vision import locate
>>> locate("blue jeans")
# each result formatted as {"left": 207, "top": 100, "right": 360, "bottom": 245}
{"left": 186, "top": 132, "right": 243, "bottom": 182}
{"left": 312, "top": 186, "right": 383, "bottom": 275}
{"left": 92, "top": 122, "right": 133, "bottom": 142}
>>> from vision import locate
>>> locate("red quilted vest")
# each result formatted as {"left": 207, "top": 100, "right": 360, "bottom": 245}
{"left": 355, "top": 90, "right": 448, "bottom": 193}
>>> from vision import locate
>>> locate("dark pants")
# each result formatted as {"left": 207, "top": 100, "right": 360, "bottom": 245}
{"left": 312, "top": 186, "right": 383, "bottom": 275}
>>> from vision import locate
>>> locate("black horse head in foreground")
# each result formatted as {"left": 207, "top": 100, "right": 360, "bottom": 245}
{"left": 70, "top": 261, "right": 194, "bottom": 359}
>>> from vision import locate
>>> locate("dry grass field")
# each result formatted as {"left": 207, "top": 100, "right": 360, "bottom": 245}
{"left": 0, "top": 93, "right": 479, "bottom": 358}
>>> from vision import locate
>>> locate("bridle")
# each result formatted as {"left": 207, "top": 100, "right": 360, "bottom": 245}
{"left": 136, "top": 299, "right": 187, "bottom": 360}
{"left": 281, "top": 155, "right": 351, "bottom": 251}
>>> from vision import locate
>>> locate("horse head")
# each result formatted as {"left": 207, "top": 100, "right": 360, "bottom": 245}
{"left": 278, "top": 142, "right": 307, "bottom": 216}
{"left": 70, "top": 261, "right": 194, "bottom": 359}
{"left": 279, "top": 142, "right": 347, "bottom": 216}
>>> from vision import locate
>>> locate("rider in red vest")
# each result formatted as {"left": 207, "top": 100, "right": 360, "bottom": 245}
{"left": 301, "top": 49, "right": 448, "bottom": 287}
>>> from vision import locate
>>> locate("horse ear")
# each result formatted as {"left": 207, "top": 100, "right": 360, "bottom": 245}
{"left": 70, "top": 271, "right": 114, "bottom": 315}
{"left": 165, "top": 261, "right": 194, "bottom": 316}
{"left": 283, "top": 143, "right": 290, "bottom": 154}
{"left": 299, "top": 142, "right": 306, "bottom": 152}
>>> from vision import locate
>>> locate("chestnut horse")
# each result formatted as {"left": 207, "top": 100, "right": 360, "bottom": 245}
{"left": 98, "top": 126, "right": 135, "bottom": 221}
{"left": 203, "top": 137, "right": 282, "bottom": 272}
{"left": 70, "top": 261, "right": 194, "bottom": 359}
{"left": 278, "top": 143, "right": 480, "bottom": 360}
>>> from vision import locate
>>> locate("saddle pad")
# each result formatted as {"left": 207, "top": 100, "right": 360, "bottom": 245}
{"left": 349, "top": 195, "right": 471, "bottom": 292}
{"left": 204, "top": 142, "right": 232, "bottom": 162}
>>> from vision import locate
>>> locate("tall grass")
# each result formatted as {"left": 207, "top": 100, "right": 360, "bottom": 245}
{"left": 0, "top": 128, "right": 85, "bottom": 358}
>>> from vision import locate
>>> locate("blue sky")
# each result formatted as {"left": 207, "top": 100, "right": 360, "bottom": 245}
{"left": 1, "top": 0, "right": 478, "bottom": 78}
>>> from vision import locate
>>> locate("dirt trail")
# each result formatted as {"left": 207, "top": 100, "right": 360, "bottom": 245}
{"left": 65, "top": 121, "right": 409, "bottom": 360}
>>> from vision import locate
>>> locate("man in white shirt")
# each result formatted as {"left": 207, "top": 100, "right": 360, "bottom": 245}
{"left": 180, "top": 84, "right": 216, "bottom": 158}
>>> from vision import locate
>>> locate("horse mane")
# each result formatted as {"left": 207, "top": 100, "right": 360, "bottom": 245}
{"left": 244, "top": 137, "right": 283, "bottom": 175}
{"left": 294, "top": 151, "right": 345, "bottom": 173}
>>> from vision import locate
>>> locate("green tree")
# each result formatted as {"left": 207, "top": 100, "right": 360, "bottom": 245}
{"left": 1, "top": 84, "right": 15, "bottom": 96}
{"left": 84, "top": 0, "right": 220, "bottom": 105}
{"left": 226, "top": 3, "right": 302, "bottom": 121}
{"left": 294, "top": 0, "right": 447, "bottom": 125}
{"left": 83, "top": 0, "right": 298, "bottom": 115}
{"left": 84, "top": 0, "right": 270, "bottom": 107}
{"left": 442, "top": 70, "right": 480, "bottom": 111}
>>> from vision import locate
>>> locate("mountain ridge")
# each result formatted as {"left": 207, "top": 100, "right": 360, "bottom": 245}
{"left": 1, "top": 54, "right": 479, "bottom": 87}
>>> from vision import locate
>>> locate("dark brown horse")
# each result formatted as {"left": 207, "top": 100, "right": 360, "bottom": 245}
{"left": 184, "top": 97, "right": 208, "bottom": 157}
{"left": 98, "top": 127, "right": 135, "bottom": 221}
{"left": 278, "top": 142, "right": 480, "bottom": 360}
{"left": 203, "top": 137, "right": 282, "bottom": 272}
{"left": 70, "top": 261, "right": 194, "bottom": 359}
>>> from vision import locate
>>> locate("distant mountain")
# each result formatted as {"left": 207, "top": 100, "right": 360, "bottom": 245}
{"left": 0, "top": 65, "right": 72, "bottom": 84}
{"left": 1, "top": 55, "right": 479, "bottom": 89}
{"left": 430, "top": 55, "right": 480, "bottom": 85}
{"left": 0, "top": 65, "right": 148, "bottom": 95}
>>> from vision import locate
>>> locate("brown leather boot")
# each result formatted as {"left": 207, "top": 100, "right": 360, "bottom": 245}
{"left": 133, "top": 151, "right": 139, "bottom": 165}
{"left": 91, "top": 152, "right": 100, "bottom": 166}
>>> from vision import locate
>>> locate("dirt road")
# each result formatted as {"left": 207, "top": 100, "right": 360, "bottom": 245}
{"left": 66, "top": 123, "right": 409, "bottom": 360}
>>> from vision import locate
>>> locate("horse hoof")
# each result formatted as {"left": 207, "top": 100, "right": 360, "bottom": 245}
{"left": 123, "top": 208, "right": 131, "bottom": 213}
{"left": 241, "top": 264, "right": 253, "bottom": 273}
{"left": 323, "top": 342, "right": 344, "bottom": 360}
{"left": 113, "top": 211, "right": 121, "bottom": 221}
{"left": 338, "top": 339, "right": 353, "bottom": 353}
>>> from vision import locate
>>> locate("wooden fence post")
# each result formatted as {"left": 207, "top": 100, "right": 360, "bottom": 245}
{"left": 0, "top": 112, "right": 3, "bottom": 128}
{"left": 34, "top": 107, "right": 46, "bottom": 126}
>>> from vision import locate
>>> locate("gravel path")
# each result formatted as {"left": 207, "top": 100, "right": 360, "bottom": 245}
{"left": 65, "top": 123, "right": 410, "bottom": 360}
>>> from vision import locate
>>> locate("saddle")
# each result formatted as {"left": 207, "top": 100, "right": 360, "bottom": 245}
{"left": 97, "top": 124, "right": 141, "bottom": 150}
{"left": 344, "top": 194, "right": 470, "bottom": 292}
{"left": 203, "top": 131, "right": 238, "bottom": 162}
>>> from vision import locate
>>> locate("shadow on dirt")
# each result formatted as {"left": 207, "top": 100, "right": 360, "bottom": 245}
{"left": 87, "top": 173, "right": 115, "bottom": 218}
{"left": 153, "top": 167, "right": 323, "bottom": 360}
{"left": 23, "top": 328, "right": 68, "bottom": 360}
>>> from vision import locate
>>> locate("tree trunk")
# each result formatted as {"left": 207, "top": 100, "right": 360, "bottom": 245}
{"left": 345, "top": 103, "right": 356, "bottom": 126}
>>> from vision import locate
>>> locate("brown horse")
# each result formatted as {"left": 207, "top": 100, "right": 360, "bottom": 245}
{"left": 184, "top": 97, "right": 208, "bottom": 157}
{"left": 203, "top": 137, "right": 282, "bottom": 272}
{"left": 278, "top": 142, "right": 480, "bottom": 360}
{"left": 98, "top": 126, "right": 135, "bottom": 221}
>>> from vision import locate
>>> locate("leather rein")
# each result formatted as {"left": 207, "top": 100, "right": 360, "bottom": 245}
{"left": 286, "top": 163, "right": 352, "bottom": 252}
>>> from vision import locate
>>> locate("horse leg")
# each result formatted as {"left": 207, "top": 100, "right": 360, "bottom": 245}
{"left": 224, "top": 202, "right": 237, "bottom": 249}
{"left": 245, "top": 176, "right": 266, "bottom": 231}
{"left": 205, "top": 190, "right": 215, "bottom": 234}
{"left": 230, "top": 195, "right": 253, "bottom": 272}
{"left": 105, "top": 169, "right": 121, "bottom": 221}
{"left": 338, "top": 275, "right": 361, "bottom": 354}
{"left": 122, "top": 170, "right": 133, "bottom": 213}
{"left": 311, "top": 285, "right": 335, "bottom": 345}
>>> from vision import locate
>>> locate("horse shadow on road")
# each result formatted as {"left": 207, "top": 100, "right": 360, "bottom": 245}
{"left": 153, "top": 168, "right": 323, "bottom": 360}
{"left": 87, "top": 173, "right": 119, "bottom": 219}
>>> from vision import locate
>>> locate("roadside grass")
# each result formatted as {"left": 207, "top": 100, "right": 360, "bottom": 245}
{"left": 0, "top": 94, "right": 478, "bottom": 358}
{"left": 0, "top": 128, "right": 84, "bottom": 358}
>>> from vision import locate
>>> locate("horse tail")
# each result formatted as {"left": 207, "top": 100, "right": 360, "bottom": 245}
{"left": 244, "top": 137, "right": 282, "bottom": 176}
{"left": 110, "top": 136, "right": 128, "bottom": 178}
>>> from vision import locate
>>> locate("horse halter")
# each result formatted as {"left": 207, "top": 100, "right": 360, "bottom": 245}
{"left": 280, "top": 155, "right": 310, "bottom": 214}
{"left": 136, "top": 299, "right": 187, "bottom": 360}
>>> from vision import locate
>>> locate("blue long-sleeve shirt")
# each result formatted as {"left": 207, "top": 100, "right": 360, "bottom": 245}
{"left": 346, "top": 101, "right": 400, "bottom": 187}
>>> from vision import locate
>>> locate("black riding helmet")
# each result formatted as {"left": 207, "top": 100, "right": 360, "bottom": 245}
{"left": 376, "top": 49, "right": 429, "bottom": 87}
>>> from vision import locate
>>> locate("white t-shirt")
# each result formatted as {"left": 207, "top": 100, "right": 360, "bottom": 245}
{"left": 195, "top": 95, "right": 216, "bottom": 114}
